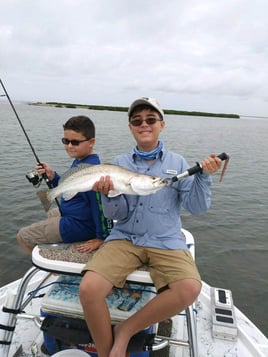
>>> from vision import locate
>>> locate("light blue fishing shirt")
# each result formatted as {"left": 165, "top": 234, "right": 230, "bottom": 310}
{"left": 102, "top": 146, "right": 212, "bottom": 250}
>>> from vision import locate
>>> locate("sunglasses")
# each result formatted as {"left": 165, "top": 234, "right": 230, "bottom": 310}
{"left": 61, "top": 138, "right": 89, "bottom": 146}
{"left": 130, "top": 118, "right": 162, "bottom": 127}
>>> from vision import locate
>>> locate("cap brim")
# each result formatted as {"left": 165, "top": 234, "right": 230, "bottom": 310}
{"left": 128, "top": 98, "right": 164, "bottom": 118}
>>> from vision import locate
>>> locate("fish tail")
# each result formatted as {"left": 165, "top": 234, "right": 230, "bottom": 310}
{"left": 47, "top": 188, "right": 57, "bottom": 202}
{"left": 36, "top": 190, "right": 52, "bottom": 212}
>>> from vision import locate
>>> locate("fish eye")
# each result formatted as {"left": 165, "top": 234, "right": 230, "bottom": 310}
{"left": 152, "top": 177, "right": 162, "bottom": 183}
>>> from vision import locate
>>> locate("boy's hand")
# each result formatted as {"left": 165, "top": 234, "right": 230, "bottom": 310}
{"left": 92, "top": 175, "right": 114, "bottom": 195}
{"left": 76, "top": 239, "right": 103, "bottom": 253}
{"left": 36, "top": 162, "right": 55, "bottom": 181}
{"left": 201, "top": 154, "right": 222, "bottom": 174}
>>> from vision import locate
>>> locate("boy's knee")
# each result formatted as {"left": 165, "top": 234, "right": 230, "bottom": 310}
{"left": 16, "top": 231, "right": 26, "bottom": 246}
{"left": 79, "top": 276, "right": 92, "bottom": 301}
{"left": 79, "top": 273, "right": 100, "bottom": 304}
{"left": 79, "top": 271, "right": 113, "bottom": 306}
{"left": 16, "top": 231, "right": 22, "bottom": 242}
{"left": 191, "top": 280, "right": 202, "bottom": 300}
{"left": 185, "top": 280, "right": 201, "bottom": 306}
{"left": 17, "top": 230, "right": 28, "bottom": 245}
{"left": 171, "top": 279, "right": 201, "bottom": 307}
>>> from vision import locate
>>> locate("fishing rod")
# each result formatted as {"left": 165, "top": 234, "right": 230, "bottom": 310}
{"left": 0, "top": 78, "right": 61, "bottom": 212}
{"left": 164, "top": 152, "right": 230, "bottom": 185}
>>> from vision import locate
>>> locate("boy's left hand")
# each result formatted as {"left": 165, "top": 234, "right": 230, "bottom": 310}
{"left": 76, "top": 239, "right": 103, "bottom": 253}
{"left": 201, "top": 154, "right": 222, "bottom": 174}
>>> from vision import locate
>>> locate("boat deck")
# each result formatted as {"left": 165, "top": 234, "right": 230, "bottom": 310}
{"left": 0, "top": 229, "right": 268, "bottom": 357}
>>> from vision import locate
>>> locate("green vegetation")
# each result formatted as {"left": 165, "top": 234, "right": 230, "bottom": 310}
{"left": 30, "top": 101, "right": 240, "bottom": 119}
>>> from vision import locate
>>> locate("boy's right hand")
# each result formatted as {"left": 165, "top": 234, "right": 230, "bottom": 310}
{"left": 92, "top": 175, "right": 114, "bottom": 195}
{"left": 36, "top": 162, "right": 55, "bottom": 181}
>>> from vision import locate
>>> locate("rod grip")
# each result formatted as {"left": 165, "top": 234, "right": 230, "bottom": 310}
{"left": 188, "top": 152, "right": 228, "bottom": 176}
{"left": 217, "top": 152, "right": 228, "bottom": 161}
{"left": 188, "top": 163, "right": 202, "bottom": 176}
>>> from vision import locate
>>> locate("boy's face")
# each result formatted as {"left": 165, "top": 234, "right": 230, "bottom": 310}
{"left": 128, "top": 108, "right": 165, "bottom": 151}
{"left": 63, "top": 129, "right": 95, "bottom": 160}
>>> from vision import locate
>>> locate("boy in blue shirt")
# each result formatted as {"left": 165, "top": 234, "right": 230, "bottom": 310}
{"left": 17, "top": 115, "right": 110, "bottom": 254}
{"left": 80, "top": 98, "right": 222, "bottom": 357}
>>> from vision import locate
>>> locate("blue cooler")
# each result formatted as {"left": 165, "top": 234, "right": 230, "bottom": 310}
{"left": 40, "top": 275, "right": 155, "bottom": 356}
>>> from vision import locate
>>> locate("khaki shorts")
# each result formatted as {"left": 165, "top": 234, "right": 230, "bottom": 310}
{"left": 17, "top": 208, "right": 62, "bottom": 248}
{"left": 82, "top": 240, "right": 201, "bottom": 291}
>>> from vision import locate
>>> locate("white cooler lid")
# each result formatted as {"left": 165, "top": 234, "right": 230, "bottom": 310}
{"left": 41, "top": 275, "right": 155, "bottom": 322}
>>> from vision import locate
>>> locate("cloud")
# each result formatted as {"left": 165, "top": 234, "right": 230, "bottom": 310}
{"left": 0, "top": 0, "right": 268, "bottom": 116}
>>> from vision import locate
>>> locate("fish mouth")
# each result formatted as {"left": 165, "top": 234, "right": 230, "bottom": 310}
{"left": 152, "top": 177, "right": 168, "bottom": 186}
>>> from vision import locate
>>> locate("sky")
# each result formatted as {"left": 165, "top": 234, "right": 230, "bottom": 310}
{"left": 0, "top": 0, "right": 268, "bottom": 117}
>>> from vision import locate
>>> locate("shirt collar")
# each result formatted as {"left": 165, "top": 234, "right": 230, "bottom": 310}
{"left": 131, "top": 145, "right": 165, "bottom": 162}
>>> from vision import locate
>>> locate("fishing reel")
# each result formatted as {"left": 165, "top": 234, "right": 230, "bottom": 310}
{"left": 26, "top": 169, "right": 43, "bottom": 188}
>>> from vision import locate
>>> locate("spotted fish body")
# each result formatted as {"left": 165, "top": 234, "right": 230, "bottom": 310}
{"left": 46, "top": 163, "right": 167, "bottom": 202}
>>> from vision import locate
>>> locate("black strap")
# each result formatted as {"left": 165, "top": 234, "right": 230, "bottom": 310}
{"left": 0, "top": 323, "right": 15, "bottom": 332}
{"left": 2, "top": 306, "right": 21, "bottom": 314}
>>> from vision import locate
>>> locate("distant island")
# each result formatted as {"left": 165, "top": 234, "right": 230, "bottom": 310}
{"left": 31, "top": 101, "right": 240, "bottom": 119}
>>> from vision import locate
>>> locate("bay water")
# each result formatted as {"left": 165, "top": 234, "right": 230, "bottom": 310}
{"left": 0, "top": 102, "right": 267, "bottom": 336}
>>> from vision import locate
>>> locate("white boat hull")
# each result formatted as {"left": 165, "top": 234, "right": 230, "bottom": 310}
{"left": 0, "top": 230, "right": 267, "bottom": 357}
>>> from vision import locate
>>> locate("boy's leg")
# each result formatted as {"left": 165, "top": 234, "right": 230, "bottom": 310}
{"left": 109, "top": 247, "right": 202, "bottom": 357}
{"left": 110, "top": 278, "right": 201, "bottom": 357}
{"left": 79, "top": 240, "right": 145, "bottom": 357}
{"left": 79, "top": 271, "right": 114, "bottom": 357}
{"left": 47, "top": 207, "right": 61, "bottom": 218}
{"left": 17, "top": 214, "right": 62, "bottom": 253}
{"left": 16, "top": 234, "right": 34, "bottom": 254}
{"left": 79, "top": 242, "right": 201, "bottom": 357}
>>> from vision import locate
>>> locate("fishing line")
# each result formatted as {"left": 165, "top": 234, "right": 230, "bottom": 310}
{"left": 0, "top": 78, "right": 61, "bottom": 213}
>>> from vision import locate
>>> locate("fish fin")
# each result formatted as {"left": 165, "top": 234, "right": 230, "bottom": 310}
{"left": 62, "top": 192, "right": 78, "bottom": 200}
{"left": 130, "top": 184, "right": 156, "bottom": 196}
{"left": 37, "top": 190, "right": 52, "bottom": 212}
{"left": 129, "top": 181, "right": 148, "bottom": 195}
{"left": 107, "top": 190, "right": 122, "bottom": 197}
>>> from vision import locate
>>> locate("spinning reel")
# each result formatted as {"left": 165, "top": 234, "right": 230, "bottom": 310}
{"left": 26, "top": 169, "right": 43, "bottom": 188}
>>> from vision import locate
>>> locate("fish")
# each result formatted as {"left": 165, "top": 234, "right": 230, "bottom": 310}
{"left": 37, "top": 163, "right": 167, "bottom": 210}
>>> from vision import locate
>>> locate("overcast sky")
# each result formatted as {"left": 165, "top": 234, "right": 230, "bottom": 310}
{"left": 1, "top": 0, "right": 268, "bottom": 116}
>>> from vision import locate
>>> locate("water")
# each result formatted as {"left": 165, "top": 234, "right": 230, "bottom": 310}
{"left": 0, "top": 102, "right": 267, "bottom": 336}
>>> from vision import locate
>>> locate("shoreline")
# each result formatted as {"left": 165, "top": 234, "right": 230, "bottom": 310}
{"left": 30, "top": 101, "right": 240, "bottom": 119}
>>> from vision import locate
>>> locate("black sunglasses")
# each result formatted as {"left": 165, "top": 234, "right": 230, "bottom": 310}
{"left": 130, "top": 118, "right": 162, "bottom": 127}
{"left": 61, "top": 138, "right": 89, "bottom": 146}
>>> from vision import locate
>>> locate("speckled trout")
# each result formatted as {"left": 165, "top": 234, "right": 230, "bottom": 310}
{"left": 45, "top": 163, "right": 167, "bottom": 203}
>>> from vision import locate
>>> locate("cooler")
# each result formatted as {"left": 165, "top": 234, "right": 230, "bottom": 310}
{"left": 40, "top": 274, "right": 155, "bottom": 356}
